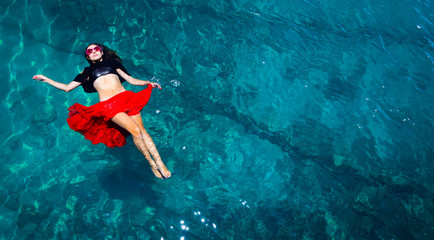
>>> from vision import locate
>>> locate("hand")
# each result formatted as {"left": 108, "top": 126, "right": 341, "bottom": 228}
{"left": 33, "top": 75, "right": 48, "bottom": 82}
{"left": 149, "top": 82, "right": 162, "bottom": 89}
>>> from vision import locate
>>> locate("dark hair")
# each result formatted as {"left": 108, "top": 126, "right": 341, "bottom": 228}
{"left": 84, "top": 43, "right": 122, "bottom": 64}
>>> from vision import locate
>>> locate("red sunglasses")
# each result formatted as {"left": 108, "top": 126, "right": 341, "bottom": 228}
{"left": 86, "top": 46, "right": 101, "bottom": 55}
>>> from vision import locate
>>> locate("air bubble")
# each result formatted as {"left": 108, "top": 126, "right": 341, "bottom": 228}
{"left": 170, "top": 79, "right": 181, "bottom": 87}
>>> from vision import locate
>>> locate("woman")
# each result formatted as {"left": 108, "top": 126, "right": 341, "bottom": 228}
{"left": 33, "top": 43, "right": 171, "bottom": 179}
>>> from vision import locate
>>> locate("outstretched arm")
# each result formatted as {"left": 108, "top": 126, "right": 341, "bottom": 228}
{"left": 116, "top": 69, "right": 162, "bottom": 89}
{"left": 33, "top": 75, "right": 81, "bottom": 92}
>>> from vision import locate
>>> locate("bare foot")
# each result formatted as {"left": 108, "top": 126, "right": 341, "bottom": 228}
{"left": 148, "top": 161, "right": 164, "bottom": 179}
{"left": 150, "top": 165, "right": 165, "bottom": 179}
{"left": 156, "top": 164, "right": 171, "bottom": 178}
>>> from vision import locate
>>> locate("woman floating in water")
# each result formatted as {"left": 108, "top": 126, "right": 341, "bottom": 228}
{"left": 33, "top": 43, "right": 171, "bottom": 179}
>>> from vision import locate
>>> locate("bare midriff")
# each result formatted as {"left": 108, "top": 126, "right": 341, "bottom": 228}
{"left": 93, "top": 74, "right": 127, "bottom": 102}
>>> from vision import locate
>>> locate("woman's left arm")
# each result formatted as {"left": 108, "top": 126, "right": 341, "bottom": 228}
{"left": 116, "top": 69, "right": 161, "bottom": 89}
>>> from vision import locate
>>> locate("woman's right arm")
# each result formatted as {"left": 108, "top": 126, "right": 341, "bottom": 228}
{"left": 33, "top": 75, "right": 81, "bottom": 92}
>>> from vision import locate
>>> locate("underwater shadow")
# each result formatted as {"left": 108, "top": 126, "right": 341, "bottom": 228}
{"left": 98, "top": 146, "right": 161, "bottom": 201}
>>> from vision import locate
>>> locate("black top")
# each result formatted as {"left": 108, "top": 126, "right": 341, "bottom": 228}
{"left": 73, "top": 60, "right": 130, "bottom": 93}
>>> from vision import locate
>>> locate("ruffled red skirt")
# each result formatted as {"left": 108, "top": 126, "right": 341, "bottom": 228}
{"left": 67, "top": 85, "right": 153, "bottom": 148}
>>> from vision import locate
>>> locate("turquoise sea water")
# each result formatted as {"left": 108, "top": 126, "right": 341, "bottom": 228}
{"left": 1, "top": 0, "right": 433, "bottom": 239}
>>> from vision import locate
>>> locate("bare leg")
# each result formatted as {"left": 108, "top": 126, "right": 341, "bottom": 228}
{"left": 111, "top": 112, "right": 170, "bottom": 179}
{"left": 130, "top": 113, "right": 171, "bottom": 178}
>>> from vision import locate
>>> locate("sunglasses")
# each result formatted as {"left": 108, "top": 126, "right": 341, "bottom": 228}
{"left": 86, "top": 46, "right": 101, "bottom": 55}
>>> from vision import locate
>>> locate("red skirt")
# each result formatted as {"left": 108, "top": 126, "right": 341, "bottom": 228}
{"left": 67, "top": 85, "right": 153, "bottom": 148}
